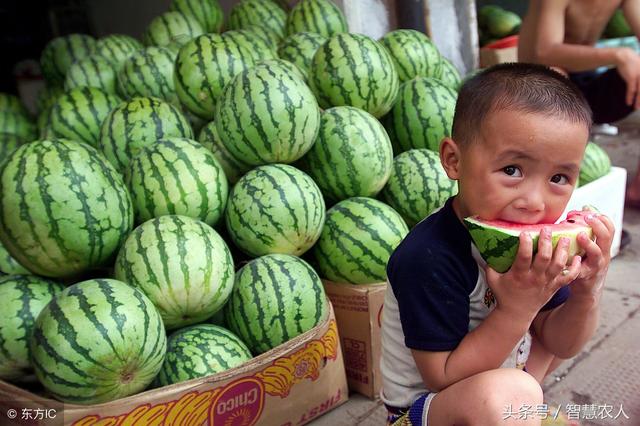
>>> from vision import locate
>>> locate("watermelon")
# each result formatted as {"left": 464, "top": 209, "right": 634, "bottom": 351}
{"left": 439, "top": 57, "right": 462, "bottom": 91}
{"left": 380, "top": 29, "right": 442, "bottom": 82}
{"left": 49, "top": 86, "right": 122, "bottom": 148}
{"left": 64, "top": 55, "right": 118, "bottom": 94}
{"left": 95, "top": 34, "right": 143, "bottom": 70}
{"left": 310, "top": 33, "right": 399, "bottom": 118}
{"left": 385, "top": 77, "right": 457, "bottom": 153}
{"left": 98, "top": 96, "right": 193, "bottom": 172}
{"left": 225, "top": 254, "right": 328, "bottom": 354}
{"left": 0, "top": 93, "right": 28, "bottom": 116}
{"left": 0, "top": 139, "right": 134, "bottom": 278}
{"left": 256, "top": 58, "right": 305, "bottom": 81}
{"left": 579, "top": 142, "right": 611, "bottom": 186}
{"left": 464, "top": 210, "right": 594, "bottom": 273}
{"left": 313, "top": 197, "right": 409, "bottom": 284}
{"left": 228, "top": 0, "right": 287, "bottom": 39}
{"left": 299, "top": 106, "right": 393, "bottom": 201}
{"left": 0, "top": 240, "right": 29, "bottom": 275}
{"left": 143, "top": 11, "right": 205, "bottom": 48}
{"left": 125, "top": 137, "right": 228, "bottom": 226}
{"left": 0, "top": 110, "right": 36, "bottom": 142}
{"left": 605, "top": 10, "right": 633, "bottom": 38}
{"left": 198, "top": 121, "right": 252, "bottom": 184}
{"left": 225, "top": 164, "right": 325, "bottom": 257}
{"left": 0, "top": 132, "right": 25, "bottom": 162}
{"left": 382, "top": 149, "right": 457, "bottom": 227}
{"left": 40, "top": 34, "right": 97, "bottom": 87}
{"left": 215, "top": 62, "right": 320, "bottom": 166}
{"left": 117, "top": 46, "right": 179, "bottom": 106}
{"left": 174, "top": 33, "right": 255, "bottom": 120}
{"left": 30, "top": 278, "right": 166, "bottom": 404}
{"left": 114, "top": 215, "right": 234, "bottom": 330}
{"left": 277, "top": 32, "right": 328, "bottom": 82}
{"left": 155, "top": 324, "right": 251, "bottom": 386}
{"left": 286, "top": 0, "right": 348, "bottom": 37}
{"left": 221, "top": 29, "right": 278, "bottom": 61}
{"left": 36, "top": 86, "right": 64, "bottom": 115}
{"left": 170, "top": 0, "right": 224, "bottom": 33}
{"left": 0, "top": 275, "right": 65, "bottom": 381}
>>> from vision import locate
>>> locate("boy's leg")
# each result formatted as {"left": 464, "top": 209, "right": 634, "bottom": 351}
{"left": 525, "top": 331, "right": 566, "bottom": 384}
{"left": 424, "top": 368, "right": 543, "bottom": 425}
{"left": 626, "top": 159, "right": 640, "bottom": 208}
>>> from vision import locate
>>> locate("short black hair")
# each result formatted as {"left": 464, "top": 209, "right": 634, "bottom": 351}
{"left": 452, "top": 63, "right": 592, "bottom": 145}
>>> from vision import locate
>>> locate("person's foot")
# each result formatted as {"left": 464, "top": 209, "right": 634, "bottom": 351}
{"left": 626, "top": 183, "right": 640, "bottom": 209}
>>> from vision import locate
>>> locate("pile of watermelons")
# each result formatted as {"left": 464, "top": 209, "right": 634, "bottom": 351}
{"left": 0, "top": 0, "right": 610, "bottom": 406}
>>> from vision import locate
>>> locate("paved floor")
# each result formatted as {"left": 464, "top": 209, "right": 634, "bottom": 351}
{"left": 310, "top": 129, "right": 640, "bottom": 426}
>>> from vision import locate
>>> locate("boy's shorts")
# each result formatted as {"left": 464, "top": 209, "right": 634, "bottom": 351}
{"left": 385, "top": 392, "right": 437, "bottom": 426}
{"left": 568, "top": 68, "right": 634, "bottom": 124}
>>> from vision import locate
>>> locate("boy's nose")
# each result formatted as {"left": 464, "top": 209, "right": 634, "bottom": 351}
{"left": 514, "top": 190, "right": 545, "bottom": 213}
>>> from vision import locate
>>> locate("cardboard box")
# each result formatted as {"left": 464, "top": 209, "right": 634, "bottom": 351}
{"left": 322, "top": 280, "right": 385, "bottom": 399}
{"left": 479, "top": 46, "right": 518, "bottom": 68}
{"left": 562, "top": 166, "right": 627, "bottom": 258}
{"left": 0, "top": 303, "right": 348, "bottom": 426}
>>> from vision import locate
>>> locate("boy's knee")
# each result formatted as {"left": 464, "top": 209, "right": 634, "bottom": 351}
{"left": 478, "top": 369, "right": 543, "bottom": 420}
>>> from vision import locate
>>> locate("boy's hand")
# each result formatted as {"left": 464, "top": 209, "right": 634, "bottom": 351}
{"left": 485, "top": 228, "right": 581, "bottom": 322}
{"left": 614, "top": 48, "right": 640, "bottom": 108}
{"left": 570, "top": 212, "right": 614, "bottom": 298}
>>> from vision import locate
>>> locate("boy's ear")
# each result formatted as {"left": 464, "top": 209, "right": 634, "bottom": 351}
{"left": 439, "top": 137, "right": 461, "bottom": 180}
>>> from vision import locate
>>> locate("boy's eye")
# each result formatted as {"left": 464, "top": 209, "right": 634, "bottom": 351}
{"left": 551, "top": 174, "right": 570, "bottom": 184}
{"left": 503, "top": 166, "right": 522, "bottom": 177}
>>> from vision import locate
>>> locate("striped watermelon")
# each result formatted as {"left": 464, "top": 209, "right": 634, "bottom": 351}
{"left": 117, "top": 46, "right": 179, "bottom": 106}
{"left": 64, "top": 55, "right": 118, "bottom": 94}
{"left": 0, "top": 132, "right": 25, "bottom": 163}
{"left": 49, "top": 87, "right": 122, "bottom": 147}
{"left": 114, "top": 215, "right": 234, "bottom": 330}
{"left": 98, "top": 96, "right": 193, "bottom": 172}
{"left": 225, "top": 164, "right": 325, "bottom": 257}
{"left": 143, "top": 11, "right": 205, "bottom": 48}
{"left": 385, "top": 77, "right": 457, "bottom": 153}
{"left": 225, "top": 254, "right": 328, "bottom": 354}
{"left": 198, "top": 121, "right": 252, "bottom": 184}
{"left": 278, "top": 32, "right": 328, "bottom": 81}
{"left": 0, "top": 139, "right": 134, "bottom": 278}
{"left": 125, "top": 137, "right": 228, "bottom": 225}
{"left": 40, "top": 34, "right": 97, "bottom": 87}
{"left": 0, "top": 111, "right": 36, "bottom": 142}
{"left": 243, "top": 25, "right": 283, "bottom": 50}
{"left": 313, "top": 197, "right": 409, "bottom": 284}
{"left": 36, "top": 107, "right": 56, "bottom": 139}
{"left": 382, "top": 149, "right": 457, "bottom": 227}
{"left": 0, "top": 275, "right": 65, "bottom": 381}
{"left": 379, "top": 29, "right": 442, "bottom": 82}
{"left": 310, "top": 33, "right": 399, "bottom": 118}
{"left": 170, "top": 0, "right": 224, "bottom": 33}
{"left": 95, "top": 34, "right": 143, "bottom": 70}
{"left": 155, "top": 324, "right": 251, "bottom": 386}
{"left": 216, "top": 62, "right": 320, "bottom": 166}
{"left": 439, "top": 57, "right": 462, "bottom": 91}
{"left": 0, "top": 93, "right": 28, "bottom": 116}
{"left": 286, "top": 0, "right": 348, "bottom": 37}
{"left": 228, "top": 0, "right": 287, "bottom": 38}
{"left": 0, "top": 240, "right": 29, "bottom": 275}
{"left": 30, "top": 278, "right": 166, "bottom": 404}
{"left": 174, "top": 34, "right": 255, "bottom": 120}
{"left": 221, "top": 29, "right": 278, "bottom": 61}
{"left": 36, "top": 86, "right": 64, "bottom": 115}
{"left": 579, "top": 142, "right": 611, "bottom": 186}
{"left": 257, "top": 59, "right": 305, "bottom": 81}
{"left": 299, "top": 106, "right": 393, "bottom": 201}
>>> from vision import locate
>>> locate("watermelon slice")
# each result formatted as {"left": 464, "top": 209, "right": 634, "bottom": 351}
{"left": 464, "top": 210, "right": 594, "bottom": 273}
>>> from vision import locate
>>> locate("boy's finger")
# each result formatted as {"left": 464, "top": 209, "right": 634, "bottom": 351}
{"left": 547, "top": 237, "right": 570, "bottom": 279}
{"left": 586, "top": 215, "right": 613, "bottom": 253}
{"left": 578, "top": 231, "right": 603, "bottom": 261}
{"left": 513, "top": 232, "right": 534, "bottom": 273}
{"left": 557, "top": 255, "right": 582, "bottom": 287}
{"left": 532, "top": 227, "right": 552, "bottom": 274}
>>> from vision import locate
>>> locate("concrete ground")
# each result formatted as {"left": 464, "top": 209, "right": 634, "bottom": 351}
{"left": 310, "top": 127, "right": 640, "bottom": 426}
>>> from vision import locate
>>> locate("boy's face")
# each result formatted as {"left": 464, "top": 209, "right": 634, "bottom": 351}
{"left": 453, "top": 109, "right": 589, "bottom": 224}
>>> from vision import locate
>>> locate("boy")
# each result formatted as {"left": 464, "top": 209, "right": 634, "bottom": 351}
{"left": 380, "top": 63, "right": 615, "bottom": 425}
{"left": 518, "top": 0, "right": 640, "bottom": 208}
